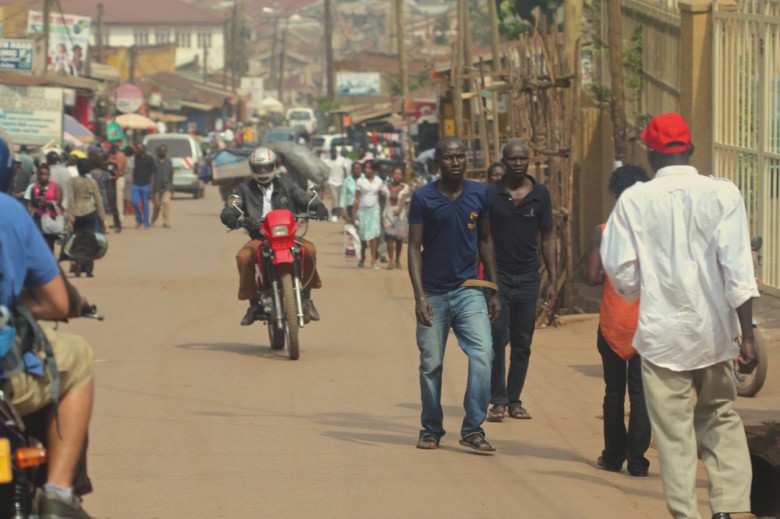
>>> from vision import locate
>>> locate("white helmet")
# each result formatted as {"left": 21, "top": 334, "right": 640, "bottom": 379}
{"left": 249, "top": 147, "right": 278, "bottom": 185}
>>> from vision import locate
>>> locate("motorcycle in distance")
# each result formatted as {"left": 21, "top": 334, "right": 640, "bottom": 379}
{"left": 227, "top": 188, "right": 324, "bottom": 360}
{"left": 0, "top": 305, "right": 103, "bottom": 519}
{"left": 733, "top": 236, "right": 768, "bottom": 397}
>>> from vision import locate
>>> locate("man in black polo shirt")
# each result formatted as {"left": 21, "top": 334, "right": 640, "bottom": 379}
{"left": 487, "top": 140, "right": 557, "bottom": 421}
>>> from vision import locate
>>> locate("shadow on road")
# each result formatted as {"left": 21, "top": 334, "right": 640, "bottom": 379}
{"left": 177, "top": 342, "right": 291, "bottom": 361}
{"left": 569, "top": 363, "right": 603, "bottom": 379}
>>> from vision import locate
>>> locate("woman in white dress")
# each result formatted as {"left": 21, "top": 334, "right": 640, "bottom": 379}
{"left": 351, "top": 161, "right": 384, "bottom": 269}
{"left": 380, "top": 166, "right": 409, "bottom": 270}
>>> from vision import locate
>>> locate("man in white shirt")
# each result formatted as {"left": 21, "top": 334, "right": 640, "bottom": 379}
{"left": 601, "top": 113, "right": 758, "bottom": 519}
{"left": 325, "top": 148, "right": 347, "bottom": 223}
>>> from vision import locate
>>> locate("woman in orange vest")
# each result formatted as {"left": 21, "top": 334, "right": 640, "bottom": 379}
{"left": 587, "top": 165, "right": 651, "bottom": 477}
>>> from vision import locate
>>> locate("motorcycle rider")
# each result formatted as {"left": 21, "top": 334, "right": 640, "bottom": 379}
{"left": 1, "top": 155, "right": 96, "bottom": 518}
{"left": 220, "top": 147, "right": 329, "bottom": 326}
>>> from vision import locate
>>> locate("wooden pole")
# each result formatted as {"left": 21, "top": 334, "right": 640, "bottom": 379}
{"left": 43, "top": 0, "right": 51, "bottom": 74}
{"left": 607, "top": 0, "right": 627, "bottom": 163}
{"left": 203, "top": 43, "right": 208, "bottom": 83}
{"left": 278, "top": 17, "right": 289, "bottom": 105}
{"left": 324, "top": 0, "right": 335, "bottom": 100}
{"left": 231, "top": 2, "right": 238, "bottom": 92}
{"left": 96, "top": 3, "right": 104, "bottom": 64}
{"left": 487, "top": 0, "right": 502, "bottom": 161}
{"left": 453, "top": 0, "right": 465, "bottom": 137}
{"left": 565, "top": 38, "right": 582, "bottom": 310}
{"left": 223, "top": 14, "right": 228, "bottom": 88}
{"left": 396, "top": 0, "right": 409, "bottom": 100}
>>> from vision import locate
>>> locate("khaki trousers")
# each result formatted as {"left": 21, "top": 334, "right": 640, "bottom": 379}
{"left": 152, "top": 190, "right": 171, "bottom": 226}
{"left": 642, "top": 359, "right": 752, "bottom": 519}
{"left": 236, "top": 237, "right": 322, "bottom": 300}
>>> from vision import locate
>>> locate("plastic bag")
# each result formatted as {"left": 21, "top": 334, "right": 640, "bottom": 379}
{"left": 41, "top": 211, "right": 65, "bottom": 235}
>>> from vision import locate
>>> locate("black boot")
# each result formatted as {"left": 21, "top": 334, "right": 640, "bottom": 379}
{"left": 241, "top": 305, "right": 262, "bottom": 326}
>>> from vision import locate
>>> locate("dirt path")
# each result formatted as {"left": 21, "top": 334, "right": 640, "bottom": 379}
{"left": 56, "top": 186, "right": 778, "bottom": 518}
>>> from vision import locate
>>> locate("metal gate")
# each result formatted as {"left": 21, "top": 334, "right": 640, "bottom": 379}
{"left": 713, "top": 0, "right": 780, "bottom": 295}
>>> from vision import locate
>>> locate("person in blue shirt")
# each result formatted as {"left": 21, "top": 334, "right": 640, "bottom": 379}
{"left": 0, "top": 188, "right": 96, "bottom": 519}
{"left": 408, "top": 137, "right": 501, "bottom": 452}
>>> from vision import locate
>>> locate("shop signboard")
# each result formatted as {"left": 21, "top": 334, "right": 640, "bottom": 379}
{"left": 0, "top": 85, "right": 63, "bottom": 146}
{"left": 27, "top": 10, "right": 90, "bottom": 76}
{"left": 0, "top": 39, "right": 33, "bottom": 71}
{"left": 336, "top": 72, "right": 381, "bottom": 97}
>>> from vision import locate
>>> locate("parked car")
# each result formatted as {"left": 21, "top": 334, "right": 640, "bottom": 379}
{"left": 142, "top": 133, "right": 205, "bottom": 198}
{"left": 309, "top": 133, "right": 353, "bottom": 156}
{"left": 285, "top": 107, "right": 317, "bottom": 134}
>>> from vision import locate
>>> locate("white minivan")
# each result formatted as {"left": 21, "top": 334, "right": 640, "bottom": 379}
{"left": 285, "top": 107, "right": 317, "bottom": 135}
{"left": 143, "top": 133, "right": 205, "bottom": 198}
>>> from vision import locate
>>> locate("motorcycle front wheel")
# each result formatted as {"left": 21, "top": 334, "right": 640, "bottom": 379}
{"left": 734, "top": 326, "right": 768, "bottom": 397}
{"left": 268, "top": 319, "right": 285, "bottom": 350}
{"left": 280, "top": 271, "right": 300, "bottom": 360}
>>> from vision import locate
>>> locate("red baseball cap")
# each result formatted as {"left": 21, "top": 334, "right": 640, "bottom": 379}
{"left": 639, "top": 113, "right": 691, "bottom": 154}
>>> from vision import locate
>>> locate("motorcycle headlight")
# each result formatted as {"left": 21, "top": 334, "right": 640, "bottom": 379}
{"left": 271, "top": 224, "right": 289, "bottom": 237}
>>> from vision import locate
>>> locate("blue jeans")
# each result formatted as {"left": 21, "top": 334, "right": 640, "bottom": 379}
{"left": 417, "top": 287, "right": 493, "bottom": 439}
{"left": 490, "top": 270, "right": 539, "bottom": 407}
{"left": 131, "top": 184, "right": 151, "bottom": 227}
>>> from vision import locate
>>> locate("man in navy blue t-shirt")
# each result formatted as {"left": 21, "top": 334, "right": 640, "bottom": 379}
{"left": 408, "top": 137, "right": 501, "bottom": 452}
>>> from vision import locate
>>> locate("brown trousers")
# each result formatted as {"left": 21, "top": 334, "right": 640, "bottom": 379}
{"left": 236, "top": 237, "right": 322, "bottom": 300}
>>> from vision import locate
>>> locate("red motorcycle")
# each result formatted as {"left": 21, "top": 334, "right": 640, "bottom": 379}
{"left": 229, "top": 195, "right": 321, "bottom": 360}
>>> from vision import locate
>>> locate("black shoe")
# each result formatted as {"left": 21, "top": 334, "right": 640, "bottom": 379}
{"left": 304, "top": 299, "right": 320, "bottom": 321}
{"left": 39, "top": 490, "right": 94, "bottom": 519}
{"left": 628, "top": 468, "right": 649, "bottom": 477}
{"left": 596, "top": 456, "right": 622, "bottom": 472}
{"left": 241, "top": 306, "right": 262, "bottom": 326}
{"left": 711, "top": 514, "right": 731, "bottom": 519}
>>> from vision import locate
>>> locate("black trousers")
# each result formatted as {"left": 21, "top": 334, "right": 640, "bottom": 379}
{"left": 597, "top": 328, "right": 651, "bottom": 473}
{"left": 106, "top": 178, "right": 121, "bottom": 230}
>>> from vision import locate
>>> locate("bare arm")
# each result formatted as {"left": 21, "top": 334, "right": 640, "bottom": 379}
{"left": 541, "top": 229, "right": 558, "bottom": 306}
{"left": 586, "top": 225, "right": 604, "bottom": 286}
{"left": 477, "top": 216, "right": 501, "bottom": 323}
{"left": 351, "top": 190, "right": 362, "bottom": 221}
{"left": 20, "top": 274, "right": 69, "bottom": 320}
{"left": 736, "top": 299, "right": 758, "bottom": 374}
{"left": 407, "top": 222, "right": 432, "bottom": 326}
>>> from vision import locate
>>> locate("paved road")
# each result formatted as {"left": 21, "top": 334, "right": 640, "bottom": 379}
{"left": 57, "top": 187, "right": 779, "bottom": 519}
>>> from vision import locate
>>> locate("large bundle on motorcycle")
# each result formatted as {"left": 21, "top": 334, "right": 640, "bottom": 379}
{"left": 267, "top": 141, "right": 329, "bottom": 190}
{"left": 212, "top": 148, "right": 253, "bottom": 186}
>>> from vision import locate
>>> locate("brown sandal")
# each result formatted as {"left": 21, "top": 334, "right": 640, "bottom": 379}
{"left": 459, "top": 433, "right": 496, "bottom": 452}
{"left": 508, "top": 406, "right": 532, "bottom": 419}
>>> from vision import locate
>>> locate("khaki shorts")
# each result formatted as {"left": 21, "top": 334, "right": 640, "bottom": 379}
{"left": 2, "top": 327, "right": 94, "bottom": 416}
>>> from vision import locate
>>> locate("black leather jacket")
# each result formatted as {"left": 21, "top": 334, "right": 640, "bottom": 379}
{"left": 220, "top": 174, "right": 326, "bottom": 240}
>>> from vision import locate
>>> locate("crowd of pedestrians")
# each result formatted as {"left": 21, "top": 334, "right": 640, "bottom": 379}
{"left": 408, "top": 113, "right": 760, "bottom": 519}
{"left": 9, "top": 142, "right": 180, "bottom": 278}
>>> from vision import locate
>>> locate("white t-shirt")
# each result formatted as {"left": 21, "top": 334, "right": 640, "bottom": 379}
{"left": 256, "top": 180, "right": 274, "bottom": 219}
{"left": 326, "top": 156, "right": 347, "bottom": 187}
{"left": 356, "top": 176, "right": 383, "bottom": 210}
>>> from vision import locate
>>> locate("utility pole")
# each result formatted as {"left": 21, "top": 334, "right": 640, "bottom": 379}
{"left": 607, "top": 0, "right": 627, "bottom": 163}
{"left": 203, "top": 43, "right": 208, "bottom": 83}
{"left": 324, "top": 0, "right": 335, "bottom": 100}
{"left": 395, "top": 0, "right": 408, "bottom": 100}
{"left": 230, "top": 1, "right": 238, "bottom": 92}
{"left": 129, "top": 45, "right": 137, "bottom": 82}
{"left": 42, "top": 0, "right": 51, "bottom": 74}
{"left": 222, "top": 14, "right": 228, "bottom": 88}
{"left": 270, "top": 16, "right": 279, "bottom": 96}
{"left": 96, "top": 3, "right": 104, "bottom": 64}
{"left": 277, "top": 17, "right": 289, "bottom": 104}
{"left": 453, "top": 0, "right": 465, "bottom": 137}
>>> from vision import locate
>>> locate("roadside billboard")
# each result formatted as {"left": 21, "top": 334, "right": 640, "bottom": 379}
{"left": 27, "top": 10, "right": 90, "bottom": 76}
{"left": 0, "top": 39, "right": 33, "bottom": 71}
{"left": 336, "top": 72, "right": 381, "bottom": 97}
{"left": 0, "top": 85, "right": 63, "bottom": 146}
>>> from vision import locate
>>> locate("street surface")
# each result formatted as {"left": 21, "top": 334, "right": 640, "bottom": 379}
{"left": 57, "top": 187, "right": 780, "bottom": 519}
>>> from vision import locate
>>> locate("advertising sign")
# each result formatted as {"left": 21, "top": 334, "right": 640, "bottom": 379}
{"left": 114, "top": 83, "right": 144, "bottom": 114}
{"left": 0, "top": 39, "right": 33, "bottom": 71}
{"left": 336, "top": 72, "right": 381, "bottom": 97}
{"left": 27, "top": 10, "right": 90, "bottom": 76}
{"left": 0, "top": 85, "right": 63, "bottom": 146}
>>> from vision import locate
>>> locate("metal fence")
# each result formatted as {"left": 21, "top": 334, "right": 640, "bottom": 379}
{"left": 713, "top": 0, "right": 780, "bottom": 294}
